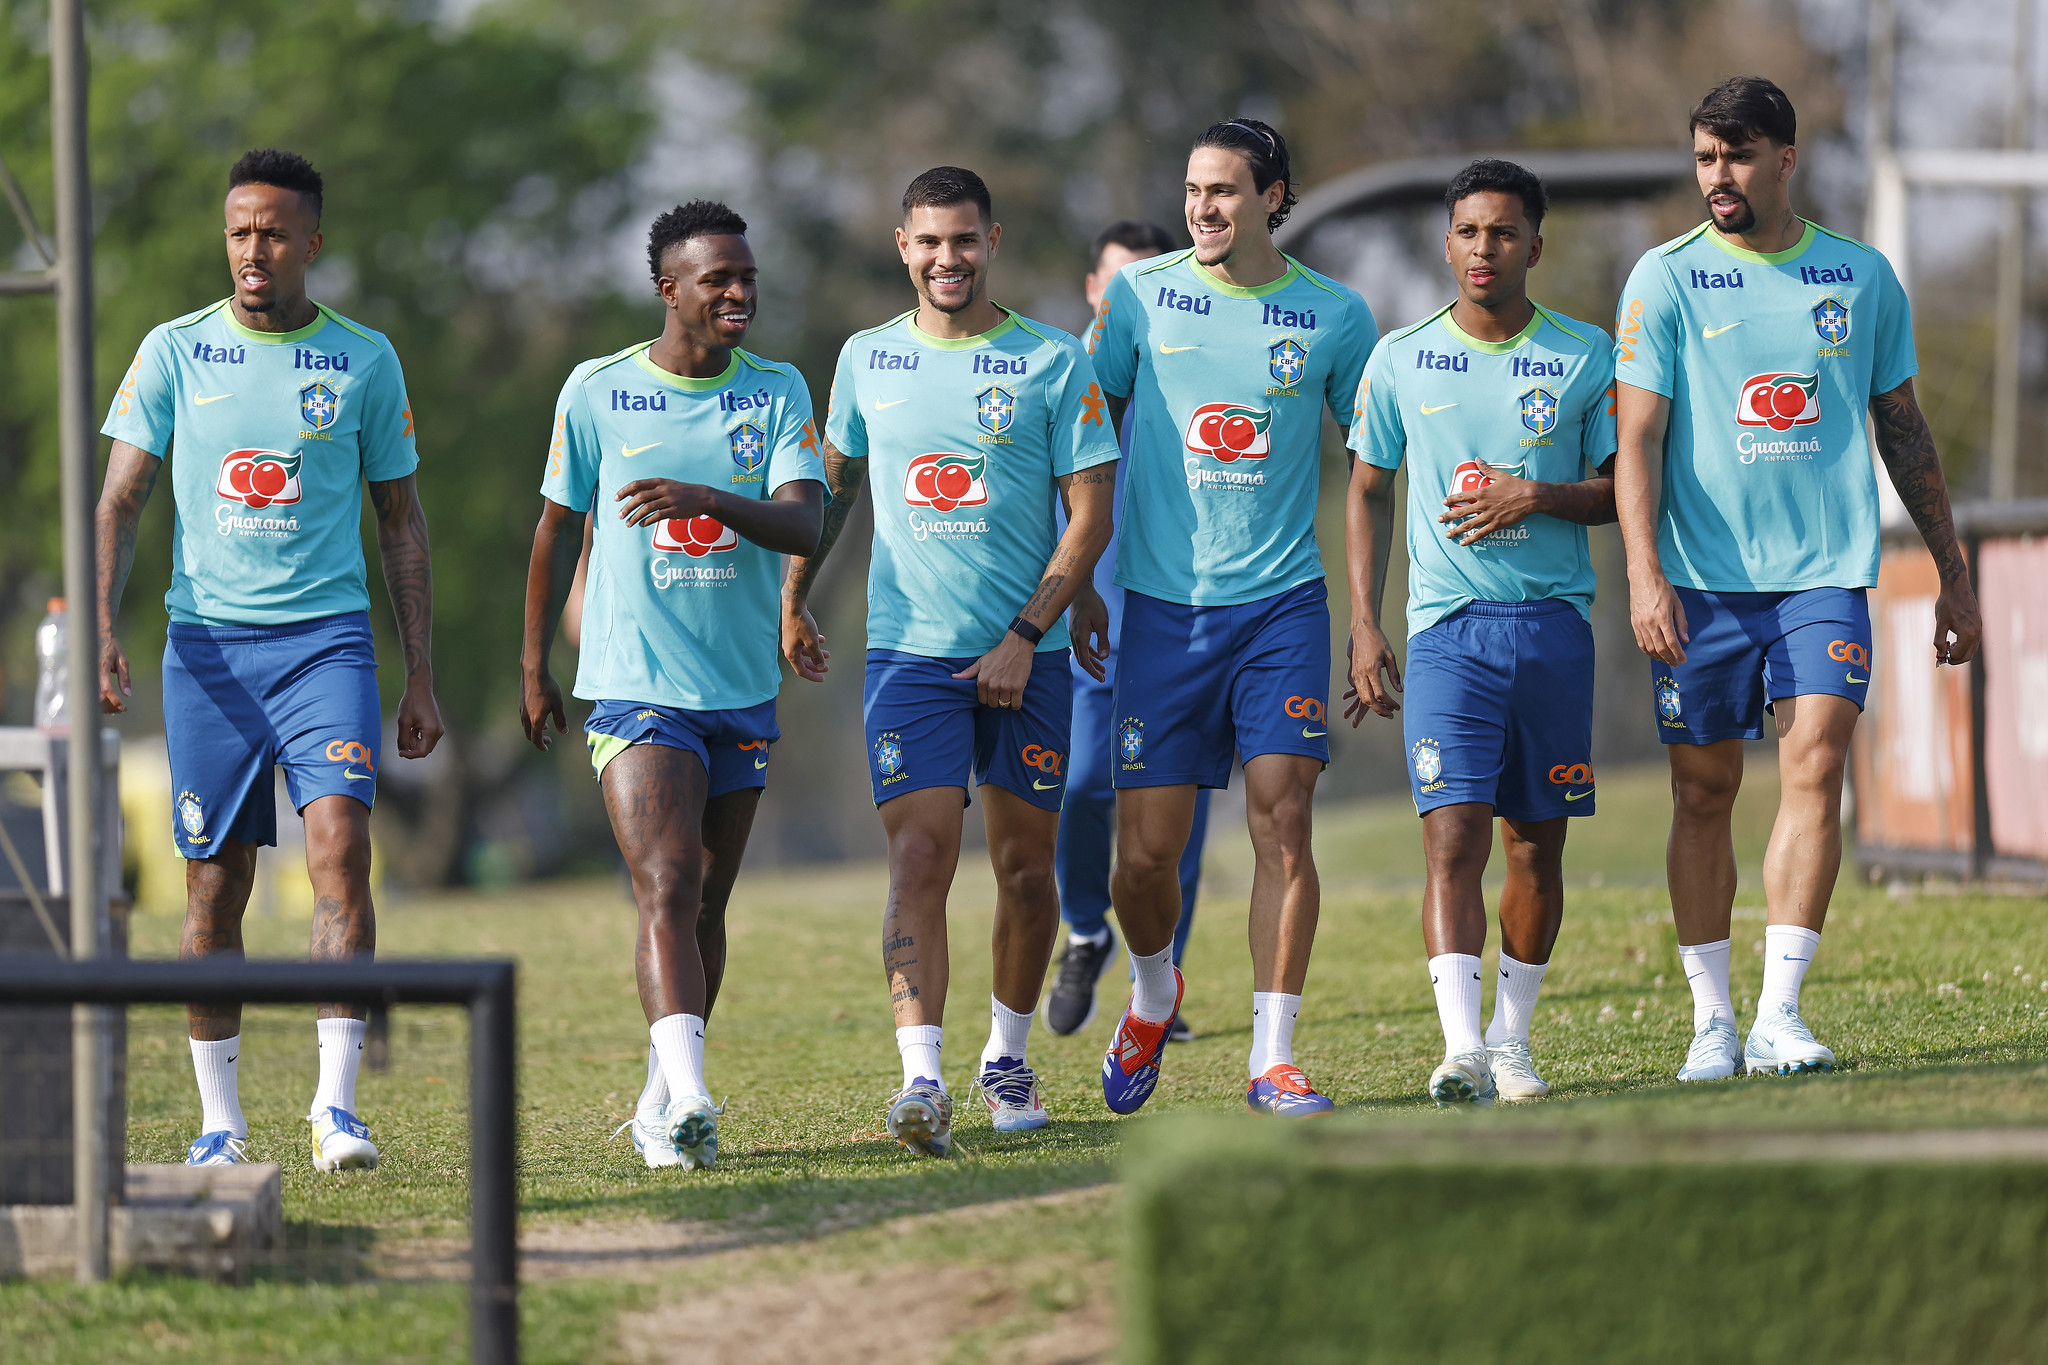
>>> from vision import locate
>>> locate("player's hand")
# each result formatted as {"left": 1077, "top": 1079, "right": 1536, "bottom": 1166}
{"left": 98, "top": 632, "right": 130, "bottom": 714}
{"left": 1068, "top": 587, "right": 1110, "bottom": 683}
{"left": 1343, "top": 619, "right": 1402, "bottom": 723}
{"left": 520, "top": 668, "right": 567, "bottom": 752}
{"left": 615, "top": 478, "right": 717, "bottom": 528}
{"left": 1628, "top": 569, "right": 1690, "bottom": 665}
{"left": 782, "top": 601, "right": 829, "bottom": 682}
{"left": 1439, "top": 460, "right": 1539, "bottom": 545}
{"left": 396, "top": 675, "right": 445, "bottom": 759}
{"left": 1933, "top": 571, "right": 1982, "bottom": 666}
{"left": 955, "top": 632, "right": 1034, "bottom": 710}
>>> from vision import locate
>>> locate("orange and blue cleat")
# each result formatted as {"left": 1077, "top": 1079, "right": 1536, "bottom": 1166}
{"left": 1100, "top": 968, "right": 1183, "bottom": 1115}
{"left": 1246, "top": 1064, "right": 1335, "bottom": 1117}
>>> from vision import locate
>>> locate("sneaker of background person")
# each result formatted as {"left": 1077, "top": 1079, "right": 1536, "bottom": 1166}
{"left": 1428, "top": 1050, "right": 1497, "bottom": 1108}
{"left": 1166, "top": 1014, "right": 1194, "bottom": 1044}
{"left": 1486, "top": 1037, "right": 1550, "bottom": 1101}
{"left": 1045, "top": 929, "right": 1119, "bottom": 1035}
{"left": 886, "top": 1078, "right": 955, "bottom": 1157}
{"left": 1744, "top": 1003, "right": 1835, "bottom": 1076}
{"left": 1676, "top": 1017, "right": 1742, "bottom": 1082}
{"left": 309, "top": 1106, "right": 380, "bottom": 1172}
{"left": 976, "top": 1057, "right": 1050, "bottom": 1132}
{"left": 186, "top": 1130, "right": 248, "bottom": 1166}
{"left": 1245, "top": 1064, "right": 1334, "bottom": 1117}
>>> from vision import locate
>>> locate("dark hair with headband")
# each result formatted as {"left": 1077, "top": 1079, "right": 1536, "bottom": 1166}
{"left": 1191, "top": 118, "right": 1297, "bottom": 233}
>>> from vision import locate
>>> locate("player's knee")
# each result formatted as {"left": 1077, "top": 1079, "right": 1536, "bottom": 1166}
{"left": 992, "top": 846, "right": 1056, "bottom": 907}
{"left": 633, "top": 853, "right": 704, "bottom": 916}
{"left": 1780, "top": 738, "right": 1849, "bottom": 797}
{"left": 1670, "top": 762, "right": 1741, "bottom": 820}
{"left": 1114, "top": 828, "right": 1179, "bottom": 886}
{"left": 888, "top": 824, "right": 953, "bottom": 893}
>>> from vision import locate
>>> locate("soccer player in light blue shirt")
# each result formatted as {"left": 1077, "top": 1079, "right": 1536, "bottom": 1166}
{"left": 95, "top": 150, "right": 442, "bottom": 1174}
{"left": 1614, "top": 78, "right": 1979, "bottom": 1082}
{"left": 780, "top": 168, "right": 1118, "bottom": 1156}
{"left": 521, "top": 202, "right": 824, "bottom": 1172}
{"left": 1346, "top": 160, "right": 1618, "bottom": 1108}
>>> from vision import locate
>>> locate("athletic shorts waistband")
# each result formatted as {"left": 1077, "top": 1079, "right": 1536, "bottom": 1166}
{"left": 1443, "top": 598, "right": 1579, "bottom": 621}
{"left": 167, "top": 610, "right": 371, "bottom": 644}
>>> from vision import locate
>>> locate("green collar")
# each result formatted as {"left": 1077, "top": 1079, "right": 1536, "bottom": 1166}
{"left": 1704, "top": 219, "right": 1816, "bottom": 266}
{"left": 632, "top": 346, "right": 739, "bottom": 391}
{"left": 219, "top": 299, "right": 331, "bottom": 345}
{"left": 1440, "top": 303, "right": 1544, "bottom": 354}
{"left": 1189, "top": 253, "right": 1300, "bottom": 299}
{"left": 905, "top": 306, "right": 1018, "bottom": 350}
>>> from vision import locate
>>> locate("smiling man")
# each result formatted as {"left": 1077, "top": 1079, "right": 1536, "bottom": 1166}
{"left": 521, "top": 201, "right": 824, "bottom": 1172}
{"left": 781, "top": 166, "right": 1118, "bottom": 1157}
{"left": 97, "top": 149, "right": 442, "bottom": 1172}
{"left": 1087, "top": 119, "right": 1375, "bottom": 1118}
{"left": 1345, "top": 159, "right": 1617, "bottom": 1106}
{"left": 1613, "top": 77, "right": 1980, "bottom": 1082}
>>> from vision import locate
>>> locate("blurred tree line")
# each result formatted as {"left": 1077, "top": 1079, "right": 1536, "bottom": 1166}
{"left": 0, "top": 0, "right": 1842, "bottom": 885}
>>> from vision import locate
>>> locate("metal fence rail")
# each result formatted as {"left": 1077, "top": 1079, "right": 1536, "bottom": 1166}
{"left": 0, "top": 957, "right": 519, "bottom": 1364}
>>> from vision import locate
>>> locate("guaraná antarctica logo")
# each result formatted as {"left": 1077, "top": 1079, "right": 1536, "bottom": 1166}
{"left": 652, "top": 516, "right": 738, "bottom": 557}
{"left": 215, "top": 448, "right": 303, "bottom": 508}
{"left": 1182, "top": 403, "right": 1272, "bottom": 462}
{"left": 1735, "top": 371, "right": 1821, "bottom": 431}
{"left": 1450, "top": 459, "right": 1525, "bottom": 495}
{"left": 903, "top": 451, "right": 989, "bottom": 512}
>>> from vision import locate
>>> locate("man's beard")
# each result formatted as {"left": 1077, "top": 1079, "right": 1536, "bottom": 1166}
{"left": 1710, "top": 192, "right": 1756, "bottom": 234}
{"left": 924, "top": 277, "right": 981, "bottom": 314}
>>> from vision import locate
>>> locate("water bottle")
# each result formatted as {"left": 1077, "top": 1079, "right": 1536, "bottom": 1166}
{"left": 33, "top": 597, "right": 67, "bottom": 735}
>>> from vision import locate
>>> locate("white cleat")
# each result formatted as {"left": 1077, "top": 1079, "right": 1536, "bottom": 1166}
{"left": 186, "top": 1130, "right": 248, "bottom": 1166}
{"left": 666, "top": 1095, "right": 721, "bottom": 1171}
{"left": 1429, "top": 1049, "right": 1497, "bottom": 1108}
{"left": 1744, "top": 1003, "right": 1836, "bottom": 1075}
{"left": 1486, "top": 1038, "right": 1550, "bottom": 1101}
{"left": 886, "top": 1078, "right": 954, "bottom": 1157}
{"left": 1677, "top": 1017, "right": 1742, "bottom": 1081}
{"left": 309, "top": 1106, "right": 380, "bottom": 1172}
{"left": 613, "top": 1109, "right": 683, "bottom": 1169}
{"left": 975, "top": 1058, "right": 1050, "bottom": 1133}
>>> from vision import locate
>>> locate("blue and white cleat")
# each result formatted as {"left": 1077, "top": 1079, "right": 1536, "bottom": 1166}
{"left": 613, "top": 1109, "right": 683, "bottom": 1169}
{"left": 666, "top": 1095, "right": 721, "bottom": 1170}
{"left": 1744, "top": 1003, "right": 1835, "bottom": 1075}
{"left": 886, "top": 1078, "right": 954, "bottom": 1157}
{"left": 976, "top": 1057, "right": 1049, "bottom": 1132}
{"left": 309, "top": 1106, "right": 380, "bottom": 1172}
{"left": 1676, "top": 1017, "right": 1742, "bottom": 1082}
{"left": 1100, "top": 969, "right": 1184, "bottom": 1116}
{"left": 1246, "top": 1064, "right": 1335, "bottom": 1117}
{"left": 1487, "top": 1039, "right": 1551, "bottom": 1102}
{"left": 187, "top": 1130, "right": 248, "bottom": 1166}
{"left": 1428, "top": 1050, "right": 1497, "bottom": 1108}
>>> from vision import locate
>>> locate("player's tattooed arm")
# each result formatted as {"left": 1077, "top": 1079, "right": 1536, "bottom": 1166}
{"left": 1343, "top": 458, "right": 1402, "bottom": 723}
{"left": 1438, "top": 456, "right": 1617, "bottom": 544}
{"left": 1870, "top": 378, "right": 1981, "bottom": 664}
{"left": 780, "top": 438, "right": 866, "bottom": 682}
{"left": 370, "top": 474, "right": 445, "bottom": 759}
{"left": 94, "top": 439, "right": 161, "bottom": 713}
{"left": 520, "top": 497, "right": 587, "bottom": 750}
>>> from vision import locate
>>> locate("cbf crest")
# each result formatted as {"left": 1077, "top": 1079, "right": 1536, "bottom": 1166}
{"left": 730, "top": 422, "right": 766, "bottom": 474}
{"left": 1411, "top": 738, "right": 1442, "bottom": 784}
{"left": 300, "top": 381, "right": 339, "bottom": 432}
{"left": 1812, "top": 296, "right": 1851, "bottom": 346}
{"left": 1656, "top": 677, "right": 1683, "bottom": 723}
{"left": 1518, "top": 387, "right": 1558, "bottom": 438}
{"left": 873, "top": 732, "right": 905, "bottom": 777}
{"left": 177, "top": 791, "right": 205, "bottom": 838}
{"left": 1268, "top": 338, "right": 1308, "bottom": 389}
{"left": 976, "top": 385, "right": 1016, "bottom": 436}
{"left": 1117, "top": 718, "right": 1144, "bottom": 764}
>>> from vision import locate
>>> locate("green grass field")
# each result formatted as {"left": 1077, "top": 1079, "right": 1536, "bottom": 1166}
{"left": 4, "top": 761, "right": 2046, "bottom": 1362}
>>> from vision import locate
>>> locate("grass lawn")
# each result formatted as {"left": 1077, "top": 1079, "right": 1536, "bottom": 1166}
{"left": 3, "top": 760, "right": 2045, "bottom": 1361}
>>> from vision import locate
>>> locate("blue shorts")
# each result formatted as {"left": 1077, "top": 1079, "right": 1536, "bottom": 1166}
{"left": 1403, "top": 601, "right": 1595, "bottom": 821}
{"left": 1111, "top": 579, "right": 1331, "bottom": 790}
{"left": 162, "top": 611, "right": 381, "bottom": 859}
{"left": 1653, "top": 587, "right": 1871, "bottom": 745}
{"left": 584, "top": 699, "right": 779, "bottom": 797}
{"left": 862, "top": 649, "right": 1072, "bottom": 811}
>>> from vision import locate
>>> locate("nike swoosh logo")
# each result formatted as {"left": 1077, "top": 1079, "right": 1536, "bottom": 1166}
{"left": 226, "top": 1054, "right": 237, "bottom": 1064}
{"left": 753, "top": 757, "right": 768, "bottom": 769}
{"left": 1564, "top": 789, "right": 1593, "bottom": 801}
{"left": 1301, "top": 728, "right": 1326, "bottom": 738}
{"left": 1782, "top": 955, "right": 1811, "bottom": 962}
{"left": 1033, "top": 779, "right": 1060, "bottom": 790}
{"left": 621, "top": 442, "right": 661, "bottom": 457}
{"left": 1419, "top": 402, "right": 1459, "bottom": 415}
{"left": 344, "top": 769, "right": 373, "bottom": 781}
{"left": 1703, "top": 322, "right": 1744, "bottom": 338}
{"left": 1159, "top": 344, "right": 1201, "bottom": 353}
{"left": 875, "top": 398, "right": 911, "bottom": 409}
{"left": 194, "top": 393, "right": 234, "bottom": 405}
{"left": 1846, "top": 673, "right": 1867, "bottom": 685}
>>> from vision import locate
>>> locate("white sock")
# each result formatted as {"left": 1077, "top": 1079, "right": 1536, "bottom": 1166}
{"left": 635, "top": 1044, "right": 668, "bottom": 1118}
{"left": 310, "top": 1017, "right": 366, "bottom": 1118}
{"left": 981, "top": 996, "right": 1034, "bottom": 1070}
{"left": 190, "top": 1036, "right": 247, "bottom": 1139}
{"left": 1757, "top": 925, "right": 1822, "bottom": 1017}
{"left": 650, "top": 1013, "right": 709, "bottom": 1105}
{"left": 1485, "top": 953, "right": 1548, "bottom": 1047}
{"left": 1129, "top": 945, "right": 1178, "bottom": 1023}
{"left": 1068, "top": 926, "right": 1110, "bottom": 948}
{"left": 1679, "top": 938, "right": 1736, "bottom": 1028}
{"left": 1429, "top": 953, "right": 1485, "bottom": 1058}
{"left": 1248, "top": 992, "right": 1300, "bottom": 1077}
{"left": 897, "top": 1024, "right": 944, "bottom": 1091}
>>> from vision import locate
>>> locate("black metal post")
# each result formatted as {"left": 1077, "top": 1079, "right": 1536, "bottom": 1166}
{"left": 469, "top": 963, "right": 518, "bottom": 1365}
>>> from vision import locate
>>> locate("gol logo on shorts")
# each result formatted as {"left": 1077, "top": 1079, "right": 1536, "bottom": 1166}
{"left": 1020, "top": 744, "right": 1064, "bottom": 776}
{"left": 325, "top": 739, "right": 375, "bottom": 773}
{"left": 1547, "top": 763, "right": 1595, "bottom": 786}
{"left": 1827, "top": 640, "right": 1869, "bottom": 668}
{"left": 1283, "top": 696, "right": 1325, "bottom": 723}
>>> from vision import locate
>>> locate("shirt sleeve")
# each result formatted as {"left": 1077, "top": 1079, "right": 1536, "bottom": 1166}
{"left": 539, "top": 371, "right": 599, "bottom": 512}
{"left": 1048, "top": 344, "right": 1122, "bottom": 476}
{"left": 1345, "top": 341, "right": 1407, "bottom": 471}
{"left": 100, "top": 326, "right": 177, "bottom": 457}
{"left": 1085, "top": 268, "right": 1141, "bottom": 399}
{"left": 823, "top": 339, "right": 867, "bottom": 460}
{"left": 1581, "top": 338, "right": 1619, "bottom": 467}
{"left": 1612, "top": 253, "right": 1682, "bottom": 399}
{"left": 1869, "top": 253, "right": 1920, "bottom": 396}
{"left": 1324, "top": 290, "right": 1379, "bottom": 430}
{"left": 767, "top": 371, "right": 827, "bottom": 496}
{"left": 358, "top": 341, "right": 421, "bottom": 482}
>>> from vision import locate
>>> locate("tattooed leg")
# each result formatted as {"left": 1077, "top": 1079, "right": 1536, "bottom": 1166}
{"left": 697, "top": 788, "right": 761, "bottom": 1020}
{"left": 602, "top": 745, "right": 711, "bottom": 1022}
{"left": 877, "top": 786, "right": 965, "bottom": 1029}
{"left": 304, "top": 794, "right": 376, "bottom": 1022}
{"left": 185, "top": 840, "right": 258, "bottom": 1041}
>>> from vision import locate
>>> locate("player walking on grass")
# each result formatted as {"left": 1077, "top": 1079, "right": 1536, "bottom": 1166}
{"left": 781, "top": 167, "right": 1118, "bottom": 1157}
{"left": 96, "top": 150, "right": 442, "bottom": 1171}
{"left": 1087, "top": 120, "right": 1376, "bottom": 1118}
{"left": 521, "top": 202, "right": 824, "bottom": 1171}
{"left": 1346, "top": 160, "right": 1617, "bottom": 1107}
{"left": 1614, "top": 78, "right": 1980, "bottom": 1081}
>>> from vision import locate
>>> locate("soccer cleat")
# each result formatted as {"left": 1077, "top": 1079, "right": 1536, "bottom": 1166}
{"left": 1487, "top": 1038, "right": 1551, "bottom": 1102}
{"left": 1676, "top": 1017, "right": 1742, "bottom": 1082}
{"left": 975, "top": 1057, "right": 1050, "bottom": 1132}
{"left": 666, "top": 1095, "right": 720, "bottom": 1170}
{"left": 1744, "top": 1003, "right": 1836, "bottom": 1075}
{"left": 1166, "top": 1014, "right": 1194, "bottom": 1044}
{"left": 1045, "top": 930, "right": 1119, "bottom": 1035}
{"left": 1246, "top": 1064, "right": 1335, "bottom": 1117}
{"left": 1100, "top": 968, "right": 1184, "bottom": 1115}
{"left": 613, "top": 1109, "right": 683, "bottom": 1169}
{"left": 1428, "top": 1049, "right": 1497, "bottom": 1108}
{"left": 186, "top": 1130, "right": 248, "bottom": 1166}
{"left": 887, "top": 1078, "right": 954, "bottom": 1157}
{"left": 309, "top": 1106, "right": 380, "bottom": 1172}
